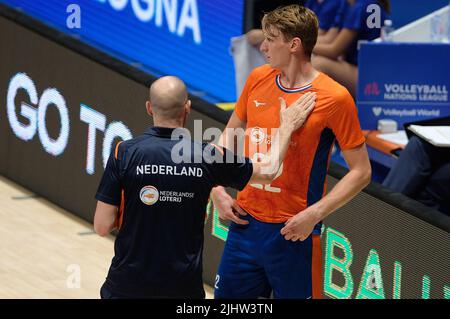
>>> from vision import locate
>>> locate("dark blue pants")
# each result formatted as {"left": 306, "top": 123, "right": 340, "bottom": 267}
{"left": 383, "top": 136, "right": 450, "bottom": 215}
{"left": 214, "top": 214, "right": 320, "bottom": 299}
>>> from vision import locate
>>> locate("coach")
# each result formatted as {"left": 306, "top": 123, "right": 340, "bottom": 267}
{"left": 93, "top": 76, "right": 316, "bottom": 298}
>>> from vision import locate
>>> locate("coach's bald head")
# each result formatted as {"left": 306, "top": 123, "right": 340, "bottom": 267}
{"left": 146, "top": 76, "right": 191, "bottom": 127}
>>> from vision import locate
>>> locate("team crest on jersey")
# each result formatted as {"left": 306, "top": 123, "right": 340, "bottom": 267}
{"left": 140, "top": 185, "right": 159, "bottom": 205}
{"left": 250, "top": 127, "right": 266, "bottom": 145}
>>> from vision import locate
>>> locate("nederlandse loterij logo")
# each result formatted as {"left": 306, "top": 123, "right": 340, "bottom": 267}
{"left": 372, "top": 107, "right": 382, "bottom": 116}
{"left": 140, "top": 185, "right": 159, "bottom": 205}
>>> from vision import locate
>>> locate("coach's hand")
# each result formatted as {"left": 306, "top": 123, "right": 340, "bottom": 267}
{"left": 279, "top": 92, "right": 316, "bottom": 131}
{"left": 211, "top": 186, "right": 249, "bottom": 225}
{"left": 280, "top": 206, "right": 320, "bottom": 242}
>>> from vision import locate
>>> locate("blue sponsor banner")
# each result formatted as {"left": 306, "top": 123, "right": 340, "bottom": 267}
{"left": 0, "top": 0, "right": 244, "bottom": 103}
{"left": 357, "top": 42, "right": 450, "bottom": 130}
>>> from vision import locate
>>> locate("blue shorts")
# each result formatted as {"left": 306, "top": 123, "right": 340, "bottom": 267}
{"left": 214, "top": 214, "right": 322, "bottom": 299}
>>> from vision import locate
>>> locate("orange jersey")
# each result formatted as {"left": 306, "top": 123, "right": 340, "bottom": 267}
{"left": 235, "top": 65, "right": 365, "bottom": 223}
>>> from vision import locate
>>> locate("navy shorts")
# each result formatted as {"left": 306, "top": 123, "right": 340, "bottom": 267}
{"left": 214, "top": 214, "right": 322, "bottom": 299}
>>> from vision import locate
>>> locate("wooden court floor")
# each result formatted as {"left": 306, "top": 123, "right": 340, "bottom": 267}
{"left": 0, "top": 175, "right": 213, "bottom": 299}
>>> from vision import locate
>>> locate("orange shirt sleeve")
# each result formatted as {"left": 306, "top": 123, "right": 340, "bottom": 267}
{"left": 327, "top": 90, "right": 366, "bottom": 150}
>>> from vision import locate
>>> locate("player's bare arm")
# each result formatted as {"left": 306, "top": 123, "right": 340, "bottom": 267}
{"left": 313, "top": 29, "right": 357, "bottom": 59}
{"left": 281, "top": 143, "right": 371, "bottom": 241}
{"left": 316, "top": 27, "right": 339, "bottom": 45}
{"left": 211, "top": 111, "right": 249, "bottom": 225}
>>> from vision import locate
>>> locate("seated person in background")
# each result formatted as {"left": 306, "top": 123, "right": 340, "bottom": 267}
{"left": 305, "top": 0, "right": 346, "bottom": 35}
{"left": 316, "top": 0, "right": 347, "bottom": 44}
{"left": 247, "top": 0, "right": 344, "bottom": 46}
{"left": 312, "top": 0, "right": 390, "bottom": 97}
{"left": 383, "top": 136, "right": 450, "bottom": 216}
{"left": 249, "top": 0, "right": 298, "bottom": 31}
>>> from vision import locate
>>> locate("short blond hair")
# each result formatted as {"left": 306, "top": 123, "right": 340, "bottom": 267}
{"left": 262, "top": 5, "right": 318, "bottom": 58}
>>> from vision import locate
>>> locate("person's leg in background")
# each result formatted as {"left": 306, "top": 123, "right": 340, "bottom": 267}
{"left": 383, "top": 136, "right": 434, "bottom": 196}
{"left": 417, "top": 163, "right": 450, "bottom": 215}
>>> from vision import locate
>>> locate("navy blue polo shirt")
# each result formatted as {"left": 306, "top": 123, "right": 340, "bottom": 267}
{"left": 95, "top": 126, "right": 253, "bottom": 298}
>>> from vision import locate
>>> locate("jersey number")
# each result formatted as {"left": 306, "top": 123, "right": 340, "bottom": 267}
{"left": 249, "top": 153, "right": 282, "bottom": 193}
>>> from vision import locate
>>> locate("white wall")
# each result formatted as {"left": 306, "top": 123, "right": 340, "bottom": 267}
{"left": 375, "top": 5, "right": 449, "bottom": 43}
